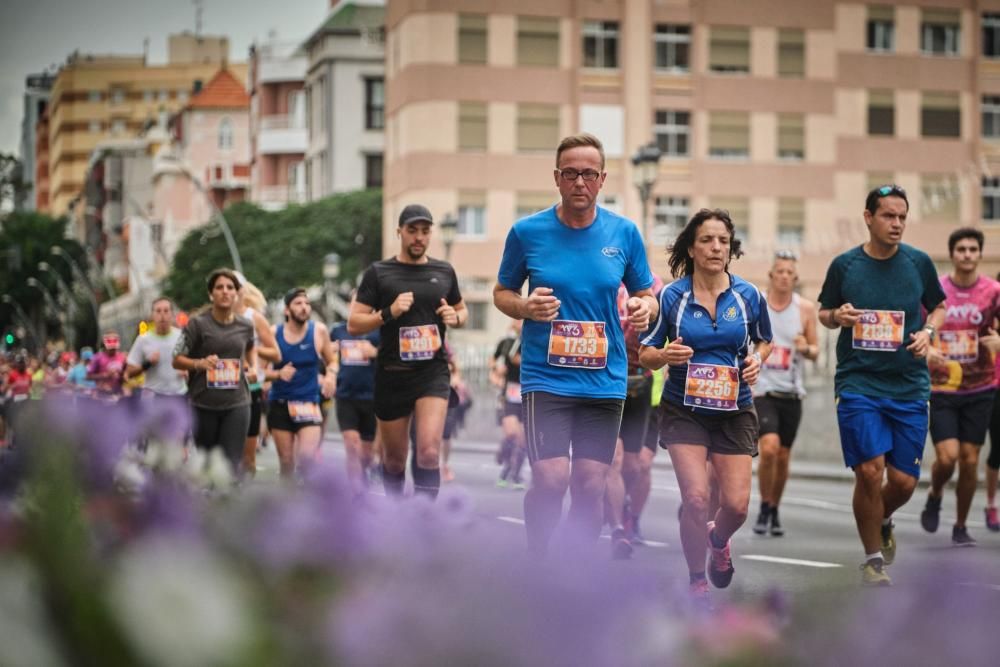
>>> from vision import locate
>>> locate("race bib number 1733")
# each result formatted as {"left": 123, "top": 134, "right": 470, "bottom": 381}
{"left": 547, "top": 320, "right": 608, "bottom": 369}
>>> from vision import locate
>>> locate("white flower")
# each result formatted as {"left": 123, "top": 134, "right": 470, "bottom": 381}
{"left": 113, "top": 458, "right": 147, "bottom": 494}
{"left": 0, "top": 557, "right": 68, "bottom": 667}
{"left": 109, "top": 538, "right": 254, "bottom": 667}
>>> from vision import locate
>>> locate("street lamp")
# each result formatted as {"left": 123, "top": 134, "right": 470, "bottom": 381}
{"left": 631, "top": 141, "right": 663, "bottom": 243}
{"left": 26, "top": 277, "right": 66, "bottom": 348}
{"left": 440, "top": 212, "right": 458, "bottom": 263}
{"left": 323, "top": 252, "right": 341, "bottom": 323}
{"left": 38, "top": 262, "right": 81, "bottom": 350}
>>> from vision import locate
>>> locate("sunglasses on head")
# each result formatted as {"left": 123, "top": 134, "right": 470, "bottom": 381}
{"left": 774, "top": 250, "right": 798, "bottom": 260}
{"left": 876, "top": 184, "right": 906, "bottom": 197}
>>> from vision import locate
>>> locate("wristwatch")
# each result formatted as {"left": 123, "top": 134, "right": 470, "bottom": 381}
{"left": 923, "top": 324, "right": 936, "bottom": 338}
{"left": 380, "top": 306, "right": 394, "bottom": 323}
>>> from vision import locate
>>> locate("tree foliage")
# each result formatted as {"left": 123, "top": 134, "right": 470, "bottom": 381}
{"left": 0, "top": 152, "right": 29, "bottom": 212}
{"left": 163, "top": 189, "right": 383, "bottom": 310}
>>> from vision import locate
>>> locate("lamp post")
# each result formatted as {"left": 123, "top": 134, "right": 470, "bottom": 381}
{"left": 440, "top": 212, "right": 458, "bottom": 263}
{"left": 26, "top": 277, "right": 67, "bottom": 349}
{"left": 38, "top": 262, "right": 82, "bottom": 350}
{"left": 323, "top": 252, "right": 341, "bottom": 323}
{"left": 630, "top": 142, "right": 663, "bottom": 243}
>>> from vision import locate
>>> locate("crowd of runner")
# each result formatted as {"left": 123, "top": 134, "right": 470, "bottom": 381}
{"left": 4, "top": 132, "right": 1000, "bottom": 605}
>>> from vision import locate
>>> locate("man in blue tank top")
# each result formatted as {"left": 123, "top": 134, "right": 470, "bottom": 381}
{"left": 265, "top": 288, "right": 337, "bottom": 478}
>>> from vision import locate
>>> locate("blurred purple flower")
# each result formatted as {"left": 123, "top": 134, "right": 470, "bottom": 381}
{"left": 133, "top": 478, "right": 201, "bottom": 539}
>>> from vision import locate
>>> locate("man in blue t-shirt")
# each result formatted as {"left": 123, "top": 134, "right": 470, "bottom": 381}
{"left": 331, "top": 318, "right": 380, "bottom": 492}
{"left": 494, "top": 133, "right": 658, "bottom": 558}
{"left": 818, "top": 184, "right": 946, "bottom": 587}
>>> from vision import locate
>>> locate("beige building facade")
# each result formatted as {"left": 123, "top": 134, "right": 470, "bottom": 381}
{"left": 386, "top": 0, "right": 1000, "bottom": 346}
{"left": 43, "top": 36, "right": 245, "bottom": 218}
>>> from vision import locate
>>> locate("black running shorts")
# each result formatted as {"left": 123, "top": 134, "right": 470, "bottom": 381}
{"left": 267, "top": 399, "right": 323, "bottom": 433}
{"left": 755, "top": 394, "right": 803, "bottom": 449}
{"left": 929, "top": 391, "right": 995, "bottom": 446}
{"left": 335, "top": 398, "right": 376, "bottom": 441}
{"left": 522, "top": 391, "right": 624, "bottom": 465}
{"left": 658, "top": 400, "right": 759, "bottom": 456}
{"left": 374, "top": 361, "right": 451, "bottom": 421}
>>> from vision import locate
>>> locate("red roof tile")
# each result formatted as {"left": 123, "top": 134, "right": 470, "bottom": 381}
{"left": 187, "top": 69, "right": 249, "bottom": 109}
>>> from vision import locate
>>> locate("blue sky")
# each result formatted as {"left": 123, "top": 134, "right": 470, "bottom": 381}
{"left": 0, "top": 0, "right": 329, "bottom": 156}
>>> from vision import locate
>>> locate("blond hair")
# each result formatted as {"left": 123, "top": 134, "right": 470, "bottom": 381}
{"left": 240, "top": 281, "right": 267, "bottom": 312}
{"left": 555, "top": 133, "right": 605, "bottom": 170}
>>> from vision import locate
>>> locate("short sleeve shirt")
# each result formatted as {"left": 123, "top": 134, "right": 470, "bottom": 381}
{"left": 355, "top": 257, "right": 462, "bottom": 368}
{"left": 930, "top": 275, "right": 1000, "bottom": 394}
{"left": 331, "top": 323, "right": 379, "bottom": 401}
{"left": 641, "top": 274, "right": 772, "bottom": 414}
{"left": 127, "top": 328, "right": 187, "bottom": 396}
{"left": 175, "top": 311, "right": 254, "bottom": 409}
{"left": 497, "top": 205, "right": 654, "bottom": 400}
{"left": 818, "top": 244, "right": 946, "bottom": 401}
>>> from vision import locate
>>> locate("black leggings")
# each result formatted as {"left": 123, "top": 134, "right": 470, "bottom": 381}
{"left": 194, "top": 405, "right": 251, "bottom": 470}
{"left": 988, "top": 390, "right": 1000, "bottom": 471}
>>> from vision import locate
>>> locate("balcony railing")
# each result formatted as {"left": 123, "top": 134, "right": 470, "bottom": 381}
{"left": 260, "top": 114, "right": 305, "bottom": 131}
{"left": 255, "top": 185, "right": 307, "bottom": 207}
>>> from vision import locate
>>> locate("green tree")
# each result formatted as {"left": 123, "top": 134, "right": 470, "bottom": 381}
{"left": 163, "top": 189, "right": 382, "bottom": 310}
{"left": 0, "top": 152, "right": 29, "bottom": 212}
{"left": 0, "top": 212, "right": 91, "bottom": 350}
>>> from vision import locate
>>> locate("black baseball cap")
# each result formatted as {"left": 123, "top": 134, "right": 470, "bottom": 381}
{"left": 284, "top": 287, "right": 308, "bottom": 307}
{"left": 398, "top": 204, "right": 434, "bottom": 227}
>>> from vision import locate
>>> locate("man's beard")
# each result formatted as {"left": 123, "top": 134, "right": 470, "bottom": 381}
{"left": 290, "top": 311, "right": 310, "bottom": 324}
{"left": 406, "top": 244, "right": 426, "bottom": 260}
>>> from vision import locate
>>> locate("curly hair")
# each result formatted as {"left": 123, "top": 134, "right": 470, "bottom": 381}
{"left": 666, "top": 208, "right": 744, "bottom": 278}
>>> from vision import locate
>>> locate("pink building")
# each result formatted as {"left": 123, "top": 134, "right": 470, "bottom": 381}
{"left": 249, "top": 39, "right": 307, "bottom": 210}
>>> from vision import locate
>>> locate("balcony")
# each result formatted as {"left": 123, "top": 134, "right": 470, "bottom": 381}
{"left": 257, "top": 114, "right": 307, "bottom": 155}
{"left": 206, "top": 163, "right": 250, "bottom": 190}
{"left": 258, "top": 57, "right": 307, "bottom": 84}
{"left": 255, "top": 185, "right": 307, "bottom": 210}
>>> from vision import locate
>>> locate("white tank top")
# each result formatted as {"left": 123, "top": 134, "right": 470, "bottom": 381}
{"left": 755, "top": 292, "right": 806, "bottom": 398}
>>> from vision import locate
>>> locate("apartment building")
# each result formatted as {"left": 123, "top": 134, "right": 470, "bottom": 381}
{"left": 248, "top": 37, "right": 308, "bottom": 210}
{"left": 18, "top": 73, "right": 54, "bottom": 211}
{"left": 386, "top": 1, "right": 1000, "bottom": 345}
{"left": 302, "top": 0, "right": 385, "bottom": 200}
{"left": 42, "top": 35, "right": 245, "bottom": 219}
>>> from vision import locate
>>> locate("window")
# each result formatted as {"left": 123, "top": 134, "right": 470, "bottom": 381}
{"left": 218, "top": 117, "right": 233, "bottom": 149}
{"left": 465, "top": 301, "right": 488, "bottom": 331}
{"left": 709, "top": 27, "right": 750, "bottom": 74}
{"left": 365, "top": 78, "right": 384, "bottom": 130}
{"left": 777, "top": 113, "right": 805, "bottom": 160}
{"left": 157, "top": 89, "right": 169, "bottom": 102}
{"left": 921, "top": 8, "right": 960, "bottom": 56}
{"left": 458, "top": 14, "right": 488, "bottom": 64}
{"left": 88, "top": 90, "right": 101, "bottom": 103}
{"left": 923, "top": 173, "right": 959, "bottom": 219}
{"left": 777, "top": 198, "right": 805, "bottom": 248}
{"left": 88, "top": 120, "right": 101, "bottom": 134}
{"left": 110, "top": 87, "right": 126, "bottom": 105}
{"left": 582, "top": 21, "right": 619, "bottom": 69}
{"left": 654, "top": 24, "right": 690, "bottom": 72}
{"left": 984, "top": 177, "right": 1000, "bottom": 220}
{"left": 457, "top": 191, "right": 487, "bottom": 238}
{"left": 516, "top": 192, "right": 553, "bottom": 220}
{"left": 868, "top": 89, "right": 894, "bottom": 136}
{"left": 653, "top": 196, "right": 689, "bottom": 246}
{"left": 517, "top": 103, "right": 559, "bottom": 152}
{"left": 517, "top": 17, "right": 559, "bottom": 66}
{"left": 922, "top": 91, "right": 960, "bottom": 138}
{"left": 654, "top": 110, "right": 690, "bottom": 157}
{"left": 867, "top": 6, "right": 895, "bottom": 53}
{"left": 143, "top": 90, "right": 154, "bottom": 103}
{"left": 110, "top": 119, "right": 126, "bottom": 136}
{"left": 364, "top": 153, "right": 383, "bottom": 189}
{"left": 711, "top": 197, "right": 750, "bottom": 241}
{"left": 708, "top": 111, "right": 750, "bottom": 158}
{"left": 984, "top": 96, "right": 1000, "bottom": 138}
{"left": 777, "top": 29, "right": 805, "bottom": 78}
{"left": 458, "top": 102, "right": 488, "bottom": 151}
{"left": 985, "top": 13, "right": 1000, "bottom": 58}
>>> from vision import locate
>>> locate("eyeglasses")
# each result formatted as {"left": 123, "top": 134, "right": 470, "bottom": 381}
{"left": 877, "top": 184, "right": 906, "bottom": 197}
{"left": 774, "top": 250, "right": 798, "bottom": 260}
{"left": 558, "top": 169, "right": 601, "bottom": 182}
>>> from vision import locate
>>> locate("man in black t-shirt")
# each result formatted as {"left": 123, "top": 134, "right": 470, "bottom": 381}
{"left": 490, "top": 319, "right": 526, "bottom": 488}
{"left": 348, "top": 204, "right": 468, "bottom": 499}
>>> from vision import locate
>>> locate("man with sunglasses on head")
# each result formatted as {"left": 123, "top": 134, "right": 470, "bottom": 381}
{"left": 348, "top": 204, "right": 467, "bottom": 501}
{"left": 494, "top": 133, "right": 657, "bottom": 558}
{"left": 921, "top": 228, "right": 1000, "bottom": 547}
{"left": 818, "top": 185, "right": 945, "bottom": 586}
{"left": 752, "top": 251, "right": 819, "bottom": 538}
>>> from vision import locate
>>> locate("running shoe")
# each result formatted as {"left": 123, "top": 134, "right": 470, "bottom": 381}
{"left": 495, "top": 478, "right": 509, "bottom": 489}
{"left": 952, "top": 525, "right": 977, "bottom": 547}
{"left": 769, "top": 507, "right": 784, "bottom": 537}
{"left": 880, "top": 520, "right": 896, "bottom": 566}
{"left": 611, "top": 527, "right": 633, "bottom": 560}
{"left": 706, "top": 521, "right": 735, "bottom": 589}
{"left": 752, "top": 505, "right": 770, "bottom": 535}
{"left": 985, "top": 506, "right": 1000, "bottom": 532}
{"left": 688, "top": 578, "right": 711, "bottom": 613}
{"left": 859, "top": 558, "right": 892, "bottom": 587}
{"left": 920, "top": 494, "right": 941, "bottom": 533}
{"left": 512, "top": 480, "right": 526, "bottom": 490}
{"left": 627, "top": 515, "right": 647, "bottom": 546}
{"left": 443, "top": 465, "right": 455, "bottom": 483}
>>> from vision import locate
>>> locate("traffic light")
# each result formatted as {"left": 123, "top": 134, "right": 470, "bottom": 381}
{"left": 4, "top": 332, "right": 15, "bottom": 346}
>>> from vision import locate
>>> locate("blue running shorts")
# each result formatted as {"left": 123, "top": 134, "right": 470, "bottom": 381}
{"left": 836, "top": 391, "right": 928, "bottom": 479}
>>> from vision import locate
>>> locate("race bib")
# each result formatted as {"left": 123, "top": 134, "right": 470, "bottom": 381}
{"left": 206, "top": 359, "right": 241, "bottom": 389}
{"left": 547, "top": 320, "right": 608, "bottom": 369}
{"left": 852, "top": 310, "right": 905, "bottom": 351}
{"left": 340, "top": 340, "right": 371, "bottom": 367}
{"left": 505, "top": 382, "right": 522, "bottom": 404}
{"left": 288, "top": 401, "right": 322, "bottom": 424}
{"left": 938, "top": 329, "right": 978, "bottom": 363}
{"left": 764, "top": 346, "right": 793, "bottom": 371}
{"left": 684, "top": 363, "right": 739, "bottom": 411}
{"left": 399, "top": 325, "right": 442, "bottom": 362}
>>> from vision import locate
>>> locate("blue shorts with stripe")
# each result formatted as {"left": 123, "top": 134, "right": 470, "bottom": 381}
{"left": 836, "top": 391, "right": 928, "bottom": 479}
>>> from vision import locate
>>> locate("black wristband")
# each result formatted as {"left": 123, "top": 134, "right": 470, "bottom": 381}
{"left": 380, "top": 306, "right": 394, "bottom": 323}
{"left": 141, "top": 359, "right": 154, "bottom": 371}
